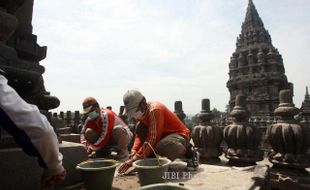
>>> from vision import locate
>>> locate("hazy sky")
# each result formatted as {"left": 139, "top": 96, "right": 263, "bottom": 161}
{"left": 32, "top": 0, "right": 310, "bottom": 114}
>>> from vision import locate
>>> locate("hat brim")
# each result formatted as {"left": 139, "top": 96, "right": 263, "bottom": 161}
{"left": 83, "top": 106, "right": 93, "bottom": 114}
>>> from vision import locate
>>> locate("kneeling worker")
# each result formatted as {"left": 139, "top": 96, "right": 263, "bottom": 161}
{"left": 118, "top": 89, "right": 198, "bottom": 174}
{"left": 80, "top": 97, "right": 132, "bottom": 160}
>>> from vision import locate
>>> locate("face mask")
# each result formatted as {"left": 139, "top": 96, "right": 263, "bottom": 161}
{"left": 133, "top": 110, "right": 144, "bottom": 120}
{"left": 88, "top": 111, "right": 99, "bottom": 119}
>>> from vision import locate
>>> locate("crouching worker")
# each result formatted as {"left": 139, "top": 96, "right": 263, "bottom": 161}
{"left": 80, "top": 97, "right": 133, "bottom": 160}
{"left": 118, "top": 89, "right": 198, "bottom": 174}
{"left": 0, "top": 69, "right": 66, "bottom": 189}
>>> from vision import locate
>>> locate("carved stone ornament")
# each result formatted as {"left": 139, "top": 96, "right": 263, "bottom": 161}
{"left": 267, "top": 89, "right": 310, "bottom": 169}
{"left": 192, "top": 99, "right": 223, "bottom": 162}
{"left": 224, "top": 95, "right": 263, "bottom": 166}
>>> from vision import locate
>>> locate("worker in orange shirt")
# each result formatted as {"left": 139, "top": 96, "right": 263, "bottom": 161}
{"left": 118, "top": 89, "right": 198, "bottom": 174}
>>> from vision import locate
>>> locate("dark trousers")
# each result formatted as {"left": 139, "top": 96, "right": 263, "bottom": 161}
{"left": 135, "top": 122, "right": 194, "bottom": 161}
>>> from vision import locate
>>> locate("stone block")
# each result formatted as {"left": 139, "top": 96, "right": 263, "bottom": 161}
{"left": 61, "top": 134, "right": 81, "bottom": 143}
{"left": 57, "top": 127, "right": 72, "bottom": 134}
{"left": 0, "top": 141, "right": 87, "bottom": 190}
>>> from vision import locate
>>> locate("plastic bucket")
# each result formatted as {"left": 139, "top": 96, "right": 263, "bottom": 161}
{"left": 138, "top": 183, "right": 195, "bottom": 190}
{"left": 76, "top": 159, "right": 118, "bottom": 190}
{"left": 133, "top": 158, "right": 171, "bottom": 186}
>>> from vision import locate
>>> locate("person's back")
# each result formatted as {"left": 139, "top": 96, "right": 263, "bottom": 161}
{"left": 141, "top": 101, "right": 189, "bottom": 141}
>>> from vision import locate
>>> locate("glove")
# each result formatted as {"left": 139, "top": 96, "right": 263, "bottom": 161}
{"left": 41, "top": 168, "right": 66, "bottom": 189}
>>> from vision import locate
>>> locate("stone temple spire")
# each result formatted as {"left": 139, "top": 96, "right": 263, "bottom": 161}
{"left": 305, "top": 86, "right": 309, "bottom": 100}
{"left": 301, "top": 86, "right": 310, "bottom": 125}
{"left": 236, "top": 0, "right": 272, "bottom": 50}
{"left": 227, "top": 0, "right": 291, "bottom": 118}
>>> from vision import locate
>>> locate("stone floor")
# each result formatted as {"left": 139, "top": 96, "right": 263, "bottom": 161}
{"left": 71, "top": 155, "right": 310, "bottom": 190}
{"left": 110, "top": 156, "right": 271, "bottom": 190}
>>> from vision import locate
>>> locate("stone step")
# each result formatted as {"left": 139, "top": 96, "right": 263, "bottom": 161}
{"left": 61, "top": 134, "right": 80, "bottom": 143}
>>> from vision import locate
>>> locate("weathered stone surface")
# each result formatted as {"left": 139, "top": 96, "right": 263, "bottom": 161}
{"left": 270, "top": 167, "right": 310, "bottom": 190}
{"left": 0, "top": 141, "right": 87, "bottom": 190}
{"left": 224, "top": 95, "right": 263, "bottom": 166}
{"left": 0, "top": 10, "right": 18, "bottom": 43}
{"left": 113, "top": 156, "right": 271, "bottom": 190}
{"left": 0, "top": 0, "right": 59, "bottom": 111}
{"left": 267, "top": 90, "right": 310, "bottom": 169}
{"left": 61, "top": 134, "right": 81, "bottom": 143}
{"left": 192, "top": 99, "right": 223, "bottom": 162}
{"left": 301, "top": 87, "right": 310, "bottom": 127}
{"left": 226, "top": 0, "right": 291, "bottom": 119}
{"left": 267, "top": 89, "right": 310, "bottom": 189}
{"left": 174, "top": 101, "right": 186, "bottom": 123}
{"left": 57, "top": 127, "right": 72, "bottom": 135}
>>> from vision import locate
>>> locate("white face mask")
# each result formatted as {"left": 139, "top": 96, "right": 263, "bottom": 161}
{"left": 88, "top": 111, "right": 99, "bottom": 120}
{"left": 133, "top": 110, "right": 144, "bottom": 120}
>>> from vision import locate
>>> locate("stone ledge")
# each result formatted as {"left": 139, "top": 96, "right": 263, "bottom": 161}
{"left": 0, "top": 141, "right": 87, "bottom": 190}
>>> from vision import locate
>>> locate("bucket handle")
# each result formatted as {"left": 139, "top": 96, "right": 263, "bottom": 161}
{"left": 143, "top": 142, "right": 162, "bottom": 166}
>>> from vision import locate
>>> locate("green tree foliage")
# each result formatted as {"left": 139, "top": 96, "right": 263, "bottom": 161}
{"left": 184, "top": 114, "right": 199, "bottom": 130}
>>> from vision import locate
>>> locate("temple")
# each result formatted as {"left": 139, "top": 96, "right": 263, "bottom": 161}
{"left": 227, "top": 0, "right": 292, "bottom": 117}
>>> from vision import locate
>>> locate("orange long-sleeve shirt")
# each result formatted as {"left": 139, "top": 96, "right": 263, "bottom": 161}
{"left": 132, "top": 101, "right": 190, "bottom": 158}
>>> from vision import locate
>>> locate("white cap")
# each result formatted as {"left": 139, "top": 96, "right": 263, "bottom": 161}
{"left": 82, "top": 97, "right": 99, "bottom": 114}
{"left": 123, "top": 89, "right": 144, "bottom": 118}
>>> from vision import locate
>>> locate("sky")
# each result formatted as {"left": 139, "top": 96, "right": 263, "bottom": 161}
{"left": 32, "top": 0, "right": 310, "bottom": 115}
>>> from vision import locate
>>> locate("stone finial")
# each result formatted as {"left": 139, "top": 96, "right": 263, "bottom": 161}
{"left": 224, "top": 95, "right": 263, "bottom": 166}
{"left": 73, "top": 111, "right": 80, "bottom": 123}
{"left": 65, "top": 111, "right": 72, "bottom": 127}
{"left": 192, "top": 99, "right": 223, "bottom": 162}
{"left": 274, "top": 89, "right": 299, "bottom": 120}
{"left": 267, "top": 89, "right": 310, "bottom": 169}
{"left": 59, "top": 111, "right": 64, "bottom": 119}
{"left": 174, "top": 101, "right": 183, "bottom": 112}
{"left": 198, "top": 99, "right": 213, "bottom": 123}
{"left": 52, "top": 112, "right": 58, "bottom": 118}
{"left": 174, "top": 101, "right": 186, "bottom": 122}
{"left": 230, "top": 95, "right": 250, "bottom": 119}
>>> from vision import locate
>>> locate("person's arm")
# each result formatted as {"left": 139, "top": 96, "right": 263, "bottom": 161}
{"left": 135, "top": 109, "right": 164, "bottom": 158}
{"left": 0, "top": 75, "right": 65, "bottom": 187}
{"left": 80, "top": 123, "right": 87, "bottom": 145}
{"left": 130, "top": 132, "right": 143, "bottom": 158}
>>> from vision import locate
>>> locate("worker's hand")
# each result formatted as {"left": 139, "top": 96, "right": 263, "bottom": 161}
{"left": 41, "top": 168, "right": 66, "bottom": 190}
{"left": 86, "top": 145, "right": 91, "bottom": 153}
{"left": 88, "top": 151, "right": 96, "bottom": 159}
{"left": 118, "top": 158, "right": 135, "bottom": 175}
